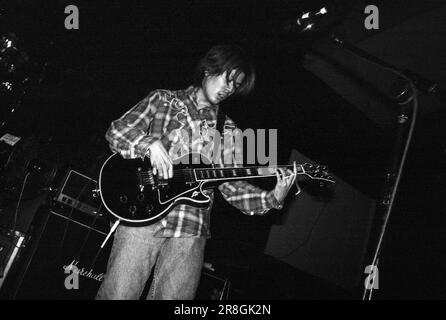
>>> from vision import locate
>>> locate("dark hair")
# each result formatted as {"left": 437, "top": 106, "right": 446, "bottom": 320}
{"left": 193, "top": 45, "right": 256, "bottom": 96}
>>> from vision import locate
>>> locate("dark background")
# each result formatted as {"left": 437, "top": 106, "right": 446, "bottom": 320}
{"left": 1, "top": 0, "right": 446, "bottom": 299}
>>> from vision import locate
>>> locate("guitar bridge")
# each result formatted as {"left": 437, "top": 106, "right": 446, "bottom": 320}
{"left": 137, "top": 167, "right": 155, "bottom": 190}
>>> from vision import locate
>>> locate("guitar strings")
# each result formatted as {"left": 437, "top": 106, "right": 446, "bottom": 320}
{"left": 170, "top": 164, "right": 297, "bottom": 172}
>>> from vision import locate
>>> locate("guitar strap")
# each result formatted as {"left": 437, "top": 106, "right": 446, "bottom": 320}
{"left": 216, "top": 108, "right": 226, "bottom": 135}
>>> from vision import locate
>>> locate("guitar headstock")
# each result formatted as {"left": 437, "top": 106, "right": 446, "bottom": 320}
{"left": 300, "top": 163, "right": 335, "bottom": 184}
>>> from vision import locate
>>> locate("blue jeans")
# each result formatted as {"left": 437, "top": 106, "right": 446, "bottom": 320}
{"left": 96, "top": 224, "right": 206, "bottom": 300}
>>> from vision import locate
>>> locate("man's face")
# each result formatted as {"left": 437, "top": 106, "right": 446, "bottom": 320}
{"left": 202, "top": 69, "right": 245, "bottom": 105}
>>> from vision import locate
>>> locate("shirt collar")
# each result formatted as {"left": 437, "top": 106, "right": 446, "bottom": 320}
{"left": 185, "top": 85, "right": 219, "bottom": 112}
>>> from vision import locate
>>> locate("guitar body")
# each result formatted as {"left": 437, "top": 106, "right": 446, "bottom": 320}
{"left": 99, "top": 153, "right": 213, "bottom": 225}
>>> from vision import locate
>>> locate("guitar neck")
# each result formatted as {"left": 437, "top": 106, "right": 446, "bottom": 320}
{"left": 193, "top": 165, "right": 301, "bottom": 183}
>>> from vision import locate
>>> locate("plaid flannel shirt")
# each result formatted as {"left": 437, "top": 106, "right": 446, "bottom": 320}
{"left": 105, "top": 86, "right": 283, "bottom": 238}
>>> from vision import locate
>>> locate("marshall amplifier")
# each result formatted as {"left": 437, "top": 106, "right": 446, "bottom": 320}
{"left": 1, "top": 207, "right": 113, "bottom": 300}
{"left": 54, "top": 169, "right": 102, "bottom": 218}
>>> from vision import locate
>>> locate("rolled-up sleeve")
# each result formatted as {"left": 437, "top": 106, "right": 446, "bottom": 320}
{"left": 218, "top": 180, "right": 283, "bottom": 215}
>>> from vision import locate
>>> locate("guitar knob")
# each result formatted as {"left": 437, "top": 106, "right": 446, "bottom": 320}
{"left": 145, "top": 204, "right": 154, "bottom": 215}
{"left": 120, "top": 195, "right": 128, "bottom": 203}
{"left": 137, "top": 193, "right": 145, "bottom": 202}
{"left": 129, "top": 205, "right": 137, "bottom": 216}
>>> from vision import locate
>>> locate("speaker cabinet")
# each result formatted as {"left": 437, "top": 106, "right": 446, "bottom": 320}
{"left": 265, "top": 149, "right": 376, "bottom": 292}
{"left": 1, "top": 206, "right": 112, "bottom": 299}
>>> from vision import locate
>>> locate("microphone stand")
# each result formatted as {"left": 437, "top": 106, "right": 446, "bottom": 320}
{"left": 331, "top": 34, "right": 445, "bottom": 102}
{"left": 330, "top": 34, "right": 422, "bottom": 300}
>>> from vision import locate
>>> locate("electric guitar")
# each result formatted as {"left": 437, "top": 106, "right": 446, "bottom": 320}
{"left": 98, "top": 152, "right": 334, "bottom": 225}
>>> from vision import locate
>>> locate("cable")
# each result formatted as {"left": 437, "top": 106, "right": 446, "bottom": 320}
{"left": 10, "top": 172, "right": 30, "bottom": 234}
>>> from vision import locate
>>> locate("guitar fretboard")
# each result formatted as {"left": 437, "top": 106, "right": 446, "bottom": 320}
{"left": 193, "top": 165, "right": 303, "bottom": 182}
